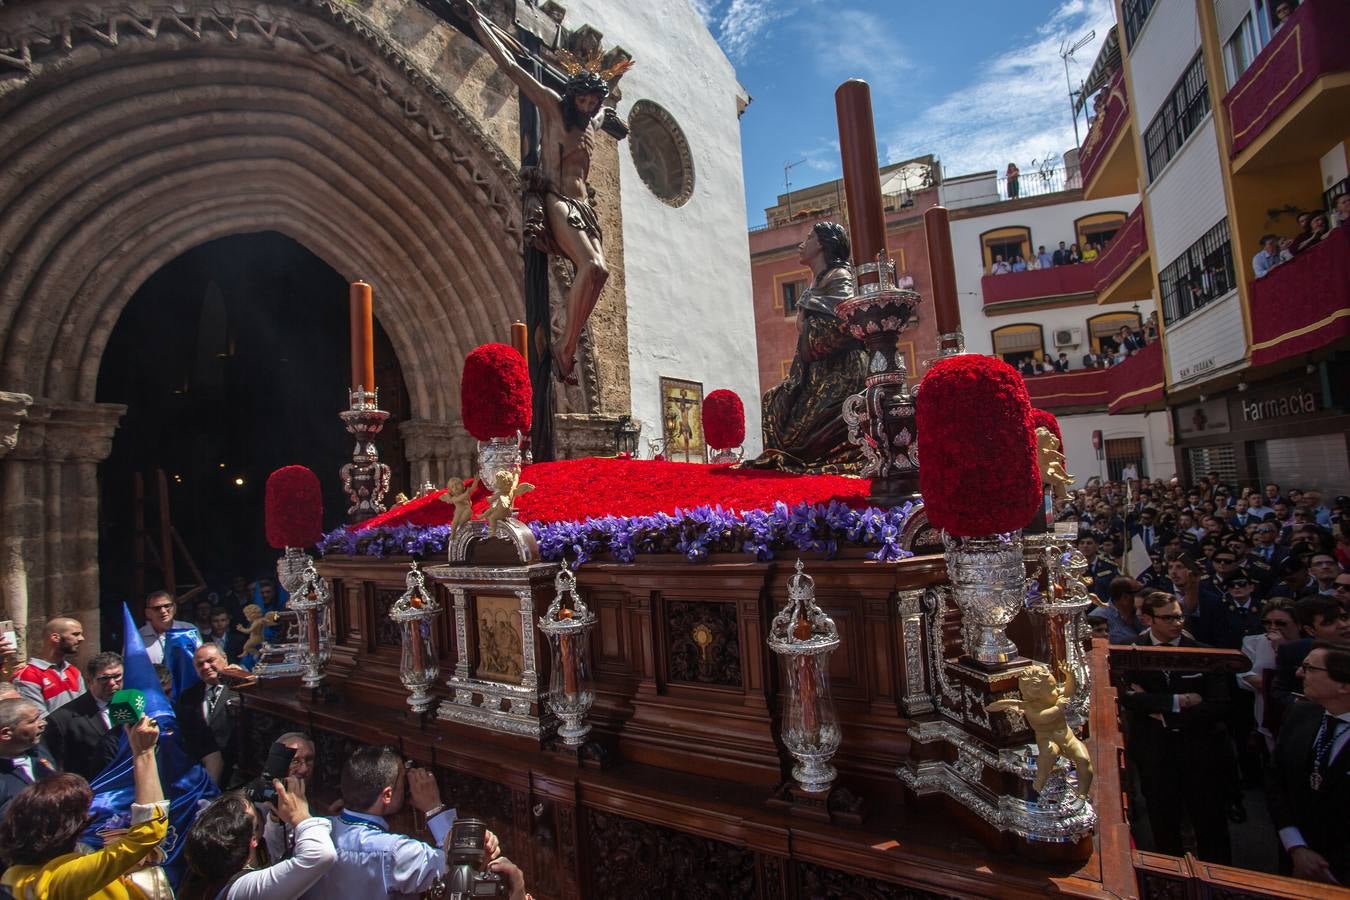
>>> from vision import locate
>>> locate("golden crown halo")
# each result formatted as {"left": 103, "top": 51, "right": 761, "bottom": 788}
{"left": 555, "top": 48, "right": 634, "bottom": 83}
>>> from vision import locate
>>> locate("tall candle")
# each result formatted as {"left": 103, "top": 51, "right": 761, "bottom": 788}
{"left": 410, "top": 621, "right": 426, "bottom": 675}
{"left": 349, "top": 281, "right": 375, "bottom": 392}
{"left": 560, "top": 632, "right": 579, "bottom": 698}
{"left": 511, "top": 320, "right": 528, "bottom": 361}
{"left": 835, "top": 80, "right": 886, "bottom": 285}
{"left": 305, "top": 607, "right": 320, "bottom": 655}
{"left": 924, "top": 207, "right": 962, "bottom": 339}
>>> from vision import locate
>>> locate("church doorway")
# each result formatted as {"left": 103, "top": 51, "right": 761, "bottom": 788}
{"left": 95, "top": 232, "right": 410, "bottom": 643}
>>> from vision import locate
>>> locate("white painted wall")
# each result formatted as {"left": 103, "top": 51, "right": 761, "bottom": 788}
{"left": 1164, "top": 290, "right": 1248, "bottom": 386}
{"left": 1320, "top": 142, "right": 1348, "bottom": 194}
{"left": 1057, "top": 411, "right": 1175, "bottom": 485}
{"left": 947, "top": 191, "right": 1149, "bottom": 359}
{"left": 566, "top": 0, "right": 763, "bottom": 454}
{"left": 1146, "top": 118, "right": 1227, "bottom": 263}
{"left": 1128, "top": 0, "right": 1202, "bottom": 126}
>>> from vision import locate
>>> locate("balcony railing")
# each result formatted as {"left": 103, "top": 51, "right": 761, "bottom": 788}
{"left": 1021, "top": 367, "right": 1111, "bottom": 411}
{"left": 1223, "top": 0, "right": 1350, "bottom": 159}
{"left": 996, "top": 165, "right": 1081, "bottom": 202}
{"left": 1248, "top": 225, "right": 1350, "bottom": 367}
{"left": 1079, "top": 69, "right": 1129, "bottom": 191}
{"left": 1094, "top": 204, "right": 1148, "bottom": 294}
{"left": 1106, "top": 339, "right": 1165, "bottom": 414}
{"left": 981, "top": 262, "right": 1098, "bottom": 308}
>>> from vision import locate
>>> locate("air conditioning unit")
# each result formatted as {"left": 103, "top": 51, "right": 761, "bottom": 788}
{"left": 1054, "top": 327, "right": 1082, "bottom": 348}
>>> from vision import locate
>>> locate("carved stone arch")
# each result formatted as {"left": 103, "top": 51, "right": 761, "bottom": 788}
{"left": 0, "top": 0, "right": 526, "bottom": 422}
{"left": 0, "top": 0, "right": 532, "bottom": 638}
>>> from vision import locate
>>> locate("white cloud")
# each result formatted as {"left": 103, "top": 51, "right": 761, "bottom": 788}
{"left": 688, "top": 0, "right": 719, "bottom": 26}
{"left": 803, "top": 9, "right": 911, "bottom": 93}
{"left": 717, "top": 0, "right": 788, "bottom": 63}
{"left": 881, "top": 0, "right": 1115, "bottom": 177}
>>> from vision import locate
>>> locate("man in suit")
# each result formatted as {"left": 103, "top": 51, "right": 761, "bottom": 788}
{"left": 1052, "top": 240, "right": 1069, "bottom": 266}
{"left": 1130, "top": 507, "right": 1167, "bottom": 555}
{"left": 1121, "top": 593, "right": 1233, "bottom": 863}
{"left": 45, "top": 651, "right": 124, "bottom": 781}
{"left": 0, "top": 697, "right": 59, "bottom": 814}
{"left": 202, "top": 607, "right": 245, "bottom": 662}
{"left": 1077, "top": 533, "right": 1119, "bottom": 601}
{"left": 174, "top": 643, "right": 238, "bottom": 785}
{"left": 1267, "top": 643, "right": 1350, "bottom": 883}
{"left": 1271, "top": 596, "right": 1350, "bottom": 718}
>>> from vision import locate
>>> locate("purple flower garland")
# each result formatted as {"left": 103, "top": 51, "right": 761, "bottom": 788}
{"left": 318, "top": 500, "right": 916, "bottom": 567}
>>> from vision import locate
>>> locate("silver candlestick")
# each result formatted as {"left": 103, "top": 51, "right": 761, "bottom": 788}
{"left": 340, "top": 386, "right": 391, "bottom": 524}
{"left": 289, "top": 559, "right": 332, "bottom": 690}
{"left": 389, "top": 561, "right": 442, "bottom": 714}
{"left": 537, "top": 567, "right": 597, "bottom": 746}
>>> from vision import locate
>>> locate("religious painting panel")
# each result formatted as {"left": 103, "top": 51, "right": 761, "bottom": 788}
{"left": 475, "top": 593, "right": 525, "bottom": 685}
{"left": 659, "top": 376, "right": 705, "bottom": 462}
{"left": 664, "top": 598, "right": 742, "bottom": 688}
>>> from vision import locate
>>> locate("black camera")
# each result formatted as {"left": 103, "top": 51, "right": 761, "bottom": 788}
{"left": 444, "top": 818, "right": 507, "bottom": 899}
{"left": 248, "top": 741, "right": 297, "bottom": 805}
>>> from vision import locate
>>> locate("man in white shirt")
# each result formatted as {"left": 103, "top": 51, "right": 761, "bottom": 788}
{"left": 138, "top": 590, "right": 200, "bottom": 665}
{"left": 302, "top": 745, "right": 476, "bottom": 900}
{"left": 1253, "top": 234, "right": 1283, "bottom": 278}
{"left": 14, "top": 617, "right": 86, "bottom": 714}
{"left": 990, "top": 255, "right": 1011, "bottom": 275}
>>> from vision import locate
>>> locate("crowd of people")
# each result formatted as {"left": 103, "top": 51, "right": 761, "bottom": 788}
{"left": 990, "top": 237, "right": 1111, "bottom": 275}
{"left": 1061, "top": 475, "right": 1349, "bottom": 883}
{"left": 0, "top": 590, "right": 533, "bottom": 899}
{"left": 1252, "top": 194, "right": 1350, "bottom": 279}
{"left": 1016, "top": 315, "right": 1159, "bottom": 377}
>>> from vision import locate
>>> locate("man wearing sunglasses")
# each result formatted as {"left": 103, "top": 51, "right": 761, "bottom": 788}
{"left": 1267, "top": 643, "right": 1350, "bottom": 884}
{"left": 44, "top": 651, "right": 124, "bottom": 780}
{"left": 1121, "top": 592, "right": 1233, "bottom": 863}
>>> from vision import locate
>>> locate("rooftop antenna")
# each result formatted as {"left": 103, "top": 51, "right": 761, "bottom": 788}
{"left": 784, "top": 158, "right": 807, "bottom": 221}
{"left": 1060, "top": 30, "right": 1095, "bottom": 153}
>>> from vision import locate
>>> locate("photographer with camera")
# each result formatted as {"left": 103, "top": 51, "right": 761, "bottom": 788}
{"left": 444, "top": 817, "right": 530, "bottom": 900}
{"left": 179, "top": 775, "right": 335, "bottom": 899}
{"left": 260, "top": 733, "right": 317, "bottom": 861}
{"left": 301, "top": 745, "right": 495, "bottom": 900}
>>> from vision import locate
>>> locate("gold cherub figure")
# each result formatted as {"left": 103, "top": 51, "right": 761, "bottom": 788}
{"left": 987, "top": 662, "right": 1093, "bottom": 796}
{"left": 237, "top": 603, "right": 280, "bottom": 658}
{"left": 1034, "top": 426, "right": 1074, "bottom": 501}
{"left": 438, "top": 476, "right": 480, "bottom": 536}
{"left": 480, "top": 469, "right": 534, "bottom": 533}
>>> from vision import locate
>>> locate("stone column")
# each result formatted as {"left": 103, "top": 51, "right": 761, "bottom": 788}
{"left": 399, "top": 419, "right": 476, "bottom": 489}
{"left": 1, "top": 398, "right": 124, "bottom": 658}
{"left": 0, "top": 393, "right": 33, "bottom": 661}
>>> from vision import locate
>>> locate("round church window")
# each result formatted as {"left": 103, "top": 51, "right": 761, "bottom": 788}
{"left": 627, "top": 100, "right": 694, "bottom": 207}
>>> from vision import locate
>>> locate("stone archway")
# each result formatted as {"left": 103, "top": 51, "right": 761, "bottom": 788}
{"left": 0, "top": 0, "right": 523, "bottom": 646}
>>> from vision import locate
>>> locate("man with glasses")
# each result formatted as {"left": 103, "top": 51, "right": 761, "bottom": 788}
{"left": 139, "top": 589, "right": 200, "bottom": 665}
{"left": 1308, "top": 553, "right": 1342, "bottom": 597}
{"left": 1121, "top": 592, "right": 1233, "bottom": 863}
{"left": 13, "top": 617, "right": 86, "bottom": 714}
{"left": 44, "top": 651, "right": 124, "bottom": 780}
{"left": 1271, "top": 597, "right": 1350, "bottom": 718}
{"left": 1267, "top": 643, "right": 1350, "bottom": 884}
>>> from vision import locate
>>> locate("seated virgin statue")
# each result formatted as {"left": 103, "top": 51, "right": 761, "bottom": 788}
{"left": 745, "top": 221, "right": 866, "bottom": 474}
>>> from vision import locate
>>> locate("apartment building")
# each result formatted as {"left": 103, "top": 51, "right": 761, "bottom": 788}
{"left": 1080, "top": 0, "right": 1349, "bottom": 494}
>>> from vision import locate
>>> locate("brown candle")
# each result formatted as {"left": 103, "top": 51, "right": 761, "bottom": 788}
{"left": 798, "top": 655, "right": 818, "bottom": 735}
{"left": 511, "top": 320, "right": 528, "bottom": 361}
{"left": 306, "top": 607, "right": 320, "bottom": 655}
{"left": 410, "top": 622, "right": 425, "bottom": 674}
{"left": 835, "top": 80, "right": 886, "bottom": 285}
{"left": 924, "top": 206, "right": 962, "bottom": 339}
{"left": 560, "top": 632, "right": 579, "bottom": 698}
{"left": 349, "top": 281, "right": 375, "bottom": 392}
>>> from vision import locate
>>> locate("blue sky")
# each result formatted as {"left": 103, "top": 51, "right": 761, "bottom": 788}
{"left": 690, "top": 0, "right": 1116, "bottom": 225}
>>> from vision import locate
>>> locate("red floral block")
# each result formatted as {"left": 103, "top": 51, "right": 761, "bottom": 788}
{"left": 1030, "top": 408, "right": 1064, "bottom": 452}
{"left": 265, "top": 465, "right": 324, "bottom": 549}
{"left": 703, "top": 389, "right": 746, "bottom": 450}
{"left": 916, "top": 355, "right": 1041, "bottom": 537}
{"left": 461, "top": 343, "right": 531, "bottom": 440}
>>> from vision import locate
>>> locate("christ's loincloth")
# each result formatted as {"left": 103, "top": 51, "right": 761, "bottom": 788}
{"left": 521, "top": 166, "right": 601, "bottom": 257}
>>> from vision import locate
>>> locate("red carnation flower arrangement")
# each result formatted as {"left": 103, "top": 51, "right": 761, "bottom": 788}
{"left": 916, "top": 355, "right": 1042, "bottom": 536}
{"left": 265, "top": 466, "right": 324, "bottom": 548}
{"left": 703, "top": 390, "right": 746, "bottom": 450}
{"left": 1029, "top": 408, "right": 1063, "bottom": 451}
{"left": 461, "top": 343, "right": 532, "bottom": 441}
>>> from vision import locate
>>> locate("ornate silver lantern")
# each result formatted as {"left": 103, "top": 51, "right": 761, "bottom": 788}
{"left": 943, "top": 532, "right": 1028, "bottom": 668}
{"left": 389, "top": 561, "right": 443, "bottom": 714}
{"left": 537, "top": 567, "right": 596, "bottom": 746}
{"left": 288, "top": 559, "right": 332, "bottom": 689}
{"left": 767, "top": 560, "right": 842, "bottom": 793}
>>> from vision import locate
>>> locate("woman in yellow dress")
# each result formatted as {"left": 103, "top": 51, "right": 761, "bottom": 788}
{"left": 0, "top": 716, "right": 168, "bottom": 899}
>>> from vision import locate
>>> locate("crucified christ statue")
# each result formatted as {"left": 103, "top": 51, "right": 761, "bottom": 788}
{"left": 464, "top": 0, "right": 626, "bottom": 383}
